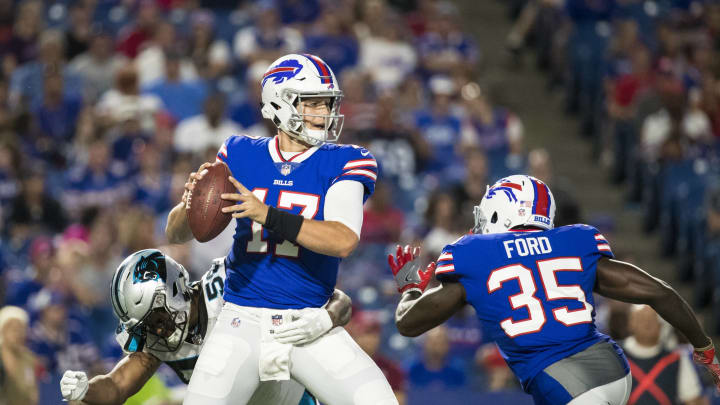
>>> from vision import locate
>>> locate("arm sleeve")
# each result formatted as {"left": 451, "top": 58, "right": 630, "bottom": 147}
{"left": 677, "top": 349, "right": 702, "bottom": 401}
{"left": 324, "top": 180, "right": 364, "bottom": 238}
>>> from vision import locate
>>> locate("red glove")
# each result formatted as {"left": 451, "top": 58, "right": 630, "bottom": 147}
{"left": 387, "top": 245, "right": 435, "bottom": 294}
{"left": 693, "top": 343, "right": 720, "bottom": 391}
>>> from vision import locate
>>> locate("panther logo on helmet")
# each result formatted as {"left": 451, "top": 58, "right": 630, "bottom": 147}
{"left": 132, "top": 251, "right": 167, "bottom": 284}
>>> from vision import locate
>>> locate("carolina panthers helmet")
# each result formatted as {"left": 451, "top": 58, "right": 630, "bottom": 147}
{"left": 260, "top": 53, "right": 343, "bottom": 146}
{"left": 110, "top": 249, "right": 192, "bottom": 352}
{"left": 473, "top": 175, "right": 556, "bottom": 235}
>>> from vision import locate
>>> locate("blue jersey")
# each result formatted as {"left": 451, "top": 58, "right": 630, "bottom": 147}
{"left": 217, "top": 135, "right": 376, "bottom": 309}
{"left": 435, "top": 224, "right": 626, "bottom": 390}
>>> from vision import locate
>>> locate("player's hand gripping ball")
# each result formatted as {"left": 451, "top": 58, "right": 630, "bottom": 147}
{"left": 185, "top": 161, "right": 235, "bottom": 242}
{"left": 388, "top": 245, "right": 436, "bottom": 294}
{"left": 220, "top": 177, "right": 270, "bottom": 224}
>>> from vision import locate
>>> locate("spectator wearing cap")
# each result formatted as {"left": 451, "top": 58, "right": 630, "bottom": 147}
{"left": 69, "top": 31, "right": 128, "bottom": 103}
{"left": 3, "top": 237, "right": 56, "bottom": 308}
{"left": 233, "top": 1, "right": 304, "bottom": 65}
{"left": 0, "top": 306, "right": 38, "bottom": 405}
{"left": 187, "top": 10, "right": 232, "bottom": 81}
{"left": 174, "top": 92, "right": 240, "bottom": 157}
{"left": 136, "top": 21, "right": 198, "bottom": 87}
{"left": 620, "top": 305, "right": 705, "bottom": 405}
{"left": 350, "top": 312, "right": 407, "bottom": 405}
{"left": 9, "top": 29, "right": 83, "bottom": 110}
{"left": 407, "top": 325, "right": 467, "bottom": 391}
{"left": 143, "top": 48, "right": 208, "bottom": 122}
{"left": 412, "top": 75, "right": 464, "bottom": 182}
{"left": 417, "top": 1, "right": 478, "bottom": 77}
{"left": 358, "top": 11, "right": 417, "bottom": 92}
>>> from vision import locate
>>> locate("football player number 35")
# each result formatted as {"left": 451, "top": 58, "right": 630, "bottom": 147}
{"left": 488, "top": 257, "right": 593, "bottom": 337}
{"left": 246, "top": 189, "right": 320, "bottom": 257}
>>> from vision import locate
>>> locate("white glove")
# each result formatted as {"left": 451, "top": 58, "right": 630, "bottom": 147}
{"left": 273, "top": 309, "right": 333, "bottom": 345}
{"left": 60, "top": 370, "right": 89, "bottom": 401}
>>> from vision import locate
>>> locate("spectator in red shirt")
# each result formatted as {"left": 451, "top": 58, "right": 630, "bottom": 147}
{"left": 116, "top": 0, "right": 160, "bottom": 59}
{"left": 361, "top": 181, "right": 405, "bottom": 244}
{"left": 350, "top": 311, "right": 407, "bottom": 405}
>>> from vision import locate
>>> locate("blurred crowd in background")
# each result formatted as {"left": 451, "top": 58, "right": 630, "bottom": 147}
{"left": 0, "top": 0, "right": 716, "bottom": 403}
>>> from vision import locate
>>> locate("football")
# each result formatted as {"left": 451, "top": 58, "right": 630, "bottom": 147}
{"left": 185, "top": 161, "right": 235, "bottom": 242}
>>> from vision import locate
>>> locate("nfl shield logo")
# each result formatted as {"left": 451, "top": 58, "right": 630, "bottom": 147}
{"left": 280, "top": 164, "right": 292, "bottom": 176}
{"left": 271, "top": 314, "right": 283, "bottom": 326}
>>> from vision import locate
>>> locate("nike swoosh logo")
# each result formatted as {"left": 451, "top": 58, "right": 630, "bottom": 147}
{"left": 404, "top": 272, "right": 415, "bottom": 283}
{"left": 361, "top": 150, "right": 369, "bottom": 156}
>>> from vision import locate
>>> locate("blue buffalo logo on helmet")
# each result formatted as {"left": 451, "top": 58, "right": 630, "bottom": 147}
{"left": 132, "top": 251, "right": 167, "bottom": 284}
{"left": 262, "top": 59, "right": 304, "bottom": 87}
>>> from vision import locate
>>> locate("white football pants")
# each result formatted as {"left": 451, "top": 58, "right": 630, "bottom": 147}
{"left": 184, "top": 302, "right": 398, "bottom": 405}
{"left": 567, "top": 373, "right": 632, "bottom": 405}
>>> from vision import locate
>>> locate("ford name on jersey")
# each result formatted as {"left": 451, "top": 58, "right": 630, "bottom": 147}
{"left": 435, "top": 224, "right": 625, "bottom": 391}
{"left": 217, "top": 135, "right": 377, "bottom": 309}
{"left": 115, "top": 258, "right": 227, "bottom": 383}
{"left": 503, "top": 236, "right": 552, "bottom": 258}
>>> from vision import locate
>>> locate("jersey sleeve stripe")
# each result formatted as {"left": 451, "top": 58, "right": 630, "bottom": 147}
{"left": 436, "top": 264, "right": 455, "bottom": 273}
{"left": 340, "top": 169, "right": 377, "bottom": 181}
{"left": 438, "top": 252, "right": 453, "bottom": 261}
{"left": 594, "top": 234, "right": 607, "bottom": 241}
{"left": 343, "top": 159, "right": 378, "bottom": 170}
{"left": 597, "top": 243, "right": 612, "bottom": 251}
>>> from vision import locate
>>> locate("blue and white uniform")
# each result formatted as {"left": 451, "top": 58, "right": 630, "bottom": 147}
{"left": 436, "top": 225, "right": 631, "bottom": 405}
{"left": 185, "top": 52, "right": 396, "bottom": 405}
{"left": 217, "top": 134, "right": 376, "bottom": 309}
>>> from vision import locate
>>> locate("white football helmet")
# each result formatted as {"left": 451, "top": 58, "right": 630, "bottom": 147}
{"left": 473, "top": 175, "right": 556, "bottom": 234}
{"left": 260, "top": 53, "right": 343, "bottom": 146}
{"left": 111, "top": 249, "right": 193, "bottom": 352}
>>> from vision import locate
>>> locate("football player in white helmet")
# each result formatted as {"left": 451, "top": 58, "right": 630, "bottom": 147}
{"left": 60, "top": 249, "right": 352, "bottom": 404}
{"left": 387, "top": 175, "right": 720, "bottom": 405}
{"left": 167, "top": 54, "right": 397, "bottom": 405}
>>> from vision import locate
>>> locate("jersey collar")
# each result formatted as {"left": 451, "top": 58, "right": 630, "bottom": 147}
{"left": 268, "top": 135, "right": 319, "bottom": 164}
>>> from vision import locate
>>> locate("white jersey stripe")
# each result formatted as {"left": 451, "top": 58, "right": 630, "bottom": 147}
{"left": 597, "top": 244, "right": 612, "bottom": 251}
{"left": 343, "top": 159, "right": 377, "bottom": 170}
{"left": 341, "top": 169, "right": 377, "bottom": 181}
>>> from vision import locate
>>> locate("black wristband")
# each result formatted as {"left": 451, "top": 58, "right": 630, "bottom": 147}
{"left": 265, "top": 206, "right": 304, "bottom": 243}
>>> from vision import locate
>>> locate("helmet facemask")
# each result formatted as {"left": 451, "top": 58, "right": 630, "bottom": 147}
{"left": 279, "top": 89, "right": 344, "bottom": 146}
{"left": 124, "top": 288, "right": 190, "bottom": 353}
